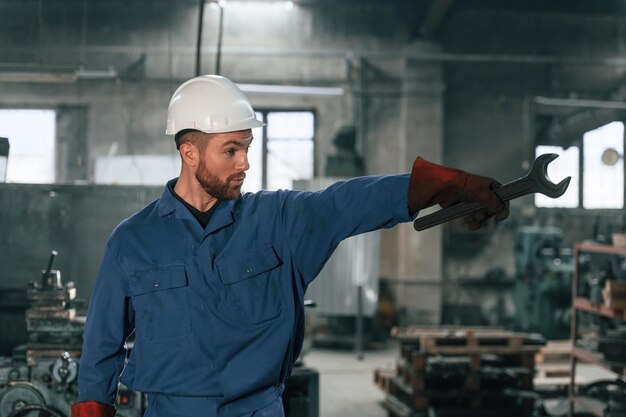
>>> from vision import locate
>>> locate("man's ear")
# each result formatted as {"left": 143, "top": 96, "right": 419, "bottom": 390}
{"left": 179, "top": 142, "right": 199, "bottom": 167}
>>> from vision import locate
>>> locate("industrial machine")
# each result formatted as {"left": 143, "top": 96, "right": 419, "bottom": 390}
{"left": 514, "top": 226, "right": 573, "bottom": 339}
{"left": 0, "top": 251, "right": 144, "bottom": 417}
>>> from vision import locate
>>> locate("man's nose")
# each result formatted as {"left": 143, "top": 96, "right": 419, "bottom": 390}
{"left": 237, "top": 153, "right": 250, "bottom": 171}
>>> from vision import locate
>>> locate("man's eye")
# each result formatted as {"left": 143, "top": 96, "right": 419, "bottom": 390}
{"left": 226, "top": 149, "right": 235, "bottom": 155}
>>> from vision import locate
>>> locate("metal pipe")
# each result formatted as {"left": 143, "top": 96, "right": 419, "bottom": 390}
{"left": 8, "top": 45, "right": 626, "bottom": 67}
{"left": 261, "top": 121, "right": 268, "bottom": 189}
{"left": 237, "top": 83, "right": 344, "bottom": 96}
{"left": 215, "top": 3, "right": 224, "bottom": 75}
{"left": 534, "top": 96, "right": 626, "bottom": 110}
{"left": 195, "top": 0, "right": 206, "bottom": 76}
{"left": 522, "top": 96, "right": 532, "bottom": 171}
{"left": 42, "top": 250, "right": 58, "bottom": 286}
{"left": 355, "top": 284, "right": 364, "bottom": 361}
{"left": 355, "top": 57, "right": 366, "bottom": 167}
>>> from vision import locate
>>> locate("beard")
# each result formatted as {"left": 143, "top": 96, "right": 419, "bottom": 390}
{"left": 195, "top": 159, "right": 244, "bottom": 200}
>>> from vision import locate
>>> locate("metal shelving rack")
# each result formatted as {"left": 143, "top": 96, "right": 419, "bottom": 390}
{"left": 569, "top": 242, "right": 626, "bottom": 417}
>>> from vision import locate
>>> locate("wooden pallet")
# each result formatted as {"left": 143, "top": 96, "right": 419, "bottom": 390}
{"left": 381, "top": 395, "right": 422, "bottom": 417}
{"left": 535, "top": 340, "right": 571, "bottom": 364}
{"left": 376, "top": 327, "right": 540, "bottom": 416}
{"left": 394, "top": 357, "right": 481, "bottom": 392}
{"left": 374, "top": 368, "right": 395, "bottom": 393}
{"left": 392, "top": 326, "right": 536, "bottom": 355}
{"left": 374, "top": 368, "right": 429, "bottom": 410}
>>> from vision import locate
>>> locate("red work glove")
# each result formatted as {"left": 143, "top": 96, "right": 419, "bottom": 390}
{"left": 408, "top": 156, "right": 509, "bottom": 230}
{"left": 71, "top": 401, "right": 116, "bottom": 417}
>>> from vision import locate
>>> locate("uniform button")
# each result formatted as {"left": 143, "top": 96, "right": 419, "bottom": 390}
{"left": 154, "top": 280, "right": 159, "bottom": 287}
{"left": 246, "top": 267, "right": 252, "bottom": 273}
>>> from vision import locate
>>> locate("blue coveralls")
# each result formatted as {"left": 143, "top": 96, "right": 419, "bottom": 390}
{"left": 77, "top": 174, "right": 412, "bottom": 417}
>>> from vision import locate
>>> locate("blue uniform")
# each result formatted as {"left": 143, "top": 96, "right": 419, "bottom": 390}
{"left": 77, "top": 174, "right": 412, "bottom": 417}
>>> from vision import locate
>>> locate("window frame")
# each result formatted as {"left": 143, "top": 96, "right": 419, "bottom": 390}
{"left": 534, "top": 120, "right": 626, "bottom": 212}
{"left": 254, "top": 108, "right": 317, "bottom": 190}
{"left": 0, "top": 107, "right": 57, "bottom": 184}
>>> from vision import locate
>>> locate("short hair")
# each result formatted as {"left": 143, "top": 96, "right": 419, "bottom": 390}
{"left": 176, "top": 130, "right": 211, "bottom": 152}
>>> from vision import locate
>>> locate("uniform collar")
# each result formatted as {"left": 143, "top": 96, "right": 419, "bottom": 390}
{"left": 157, "top": 179, "right": 237, "bottom": 232}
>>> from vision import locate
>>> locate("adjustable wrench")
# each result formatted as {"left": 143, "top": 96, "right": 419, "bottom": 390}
{"left": 413, "top": 153, "right": 571, "bottom": 231}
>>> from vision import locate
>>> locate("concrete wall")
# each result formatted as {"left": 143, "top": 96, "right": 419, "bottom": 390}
{"left": 0, "top": 183, "right": 161, "bottom": 354}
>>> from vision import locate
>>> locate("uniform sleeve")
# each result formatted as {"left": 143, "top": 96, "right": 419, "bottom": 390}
{"left": 278, "top": 174, "right": 412, "bottom": 285}
{"left": 76, "top": 241, "right": 134, "bottom": 406}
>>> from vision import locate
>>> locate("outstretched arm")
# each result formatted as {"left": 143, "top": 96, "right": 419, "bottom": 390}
{"left": 278, "top": 157, "right": 508, "bottom": 285}
{"left": 278, "top": 174, "right": 412, "bottom": 285}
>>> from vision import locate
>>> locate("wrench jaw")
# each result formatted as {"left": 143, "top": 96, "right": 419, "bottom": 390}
{"left": 534, "top": 153, "right": 572, "bottom": 198}
{"left": 540, "top": 173, "right": 572, "bottom": 198}
{"left": 541, "top": 176, "right": 571, "bottom": 198}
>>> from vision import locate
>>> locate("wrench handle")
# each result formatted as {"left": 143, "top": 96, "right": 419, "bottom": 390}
{"left": 413, "top": 201, "right": 484, "bottom": 231}
{"left": 412, "top": 177, "right": 536, "bottom": 231}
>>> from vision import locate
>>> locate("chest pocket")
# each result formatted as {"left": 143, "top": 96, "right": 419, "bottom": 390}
{"left": 216, "top": 246, "right": 283, "bottom": 327}
{"left": 129, "top": 264, "right": 191, "bottom": 342}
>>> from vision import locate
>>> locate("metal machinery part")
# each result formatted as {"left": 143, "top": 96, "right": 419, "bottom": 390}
{"left": 514, "top": 226, "right": 573, "bottom": 339}
{"left": 0, "top": 251, "right": 145, "bottom": 417}
{"left": 0, "top": 383, "right": 44, "bottom": 417}
{"left": 51, "top": 353, "right": 78, "bottom": 386}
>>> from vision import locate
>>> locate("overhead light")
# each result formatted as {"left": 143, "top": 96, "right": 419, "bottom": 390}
{"left": 237, "top": 83, "right": 344, "bottom": 96}
{"left": 216, "top": 0, "right": 296, "bottom": 6}
{"left": 0, "top": 64, "right": 76, "bottom": 83}
{"left": 0, "top": 64, "right": 118, "bottom": 83}
{"left": 75, "top": 65, "right": 117, "bottom": 80}
{"left": 602, "top": 148, "right": 623, "bottom": 166}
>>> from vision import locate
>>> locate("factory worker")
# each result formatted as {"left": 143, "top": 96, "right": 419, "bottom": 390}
{"left": 71, "top": 75, "right": 509, "bottom": 417}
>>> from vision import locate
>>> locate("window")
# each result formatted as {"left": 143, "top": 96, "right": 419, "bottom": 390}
{"left": 583, "top": 121, "right": 624, "bottom": 209}
{"left": 0, "top": 109, "right": 56, "bottom": 184}
{"left": 244, "top": 110, "right": 315, "bottom": 192}
{"left": 535, "top": 121, "right": 625, "bottom": 209}
{"left": 94, "top": 155, "right": 181, "bottom": 185}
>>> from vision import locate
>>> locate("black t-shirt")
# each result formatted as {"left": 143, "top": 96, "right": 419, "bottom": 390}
{"left": 167, "top": 181, "right": 220, "bottom": 229}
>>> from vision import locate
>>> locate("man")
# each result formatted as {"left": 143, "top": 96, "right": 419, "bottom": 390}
{"left": 72, "top": 75, "right": 508, "bottom": 417}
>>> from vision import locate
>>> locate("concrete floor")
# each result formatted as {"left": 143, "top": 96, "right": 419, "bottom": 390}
{"left": 303, "top": 342, "right": 397, "bottom": 417}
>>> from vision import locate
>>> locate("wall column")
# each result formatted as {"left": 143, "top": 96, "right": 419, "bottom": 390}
{"left": 373, "top": 43, "right": 445, "bottom": 325}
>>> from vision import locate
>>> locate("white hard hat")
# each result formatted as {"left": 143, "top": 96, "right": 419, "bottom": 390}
{"left": 165, "top": 75, "right": 265, "bottom": 136}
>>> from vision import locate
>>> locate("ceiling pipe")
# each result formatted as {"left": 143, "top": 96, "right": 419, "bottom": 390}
{"left": 196, "top": 0, "right": 226, "bottom": 76}
{"left": 215, "top": 2, "right": 225, "bottom": 75}
{"left": 534, "top": 96, "right": 626, "bottom": 110}
{"left": 7, "top": 45, "right": 626, "bottom": 67}
{"left": 195, "top": 0, "right": 206, "bottom": 76}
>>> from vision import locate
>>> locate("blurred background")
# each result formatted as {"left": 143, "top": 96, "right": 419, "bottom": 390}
{"left": 2, "top": 1, "right": 626, "bottom": 416}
